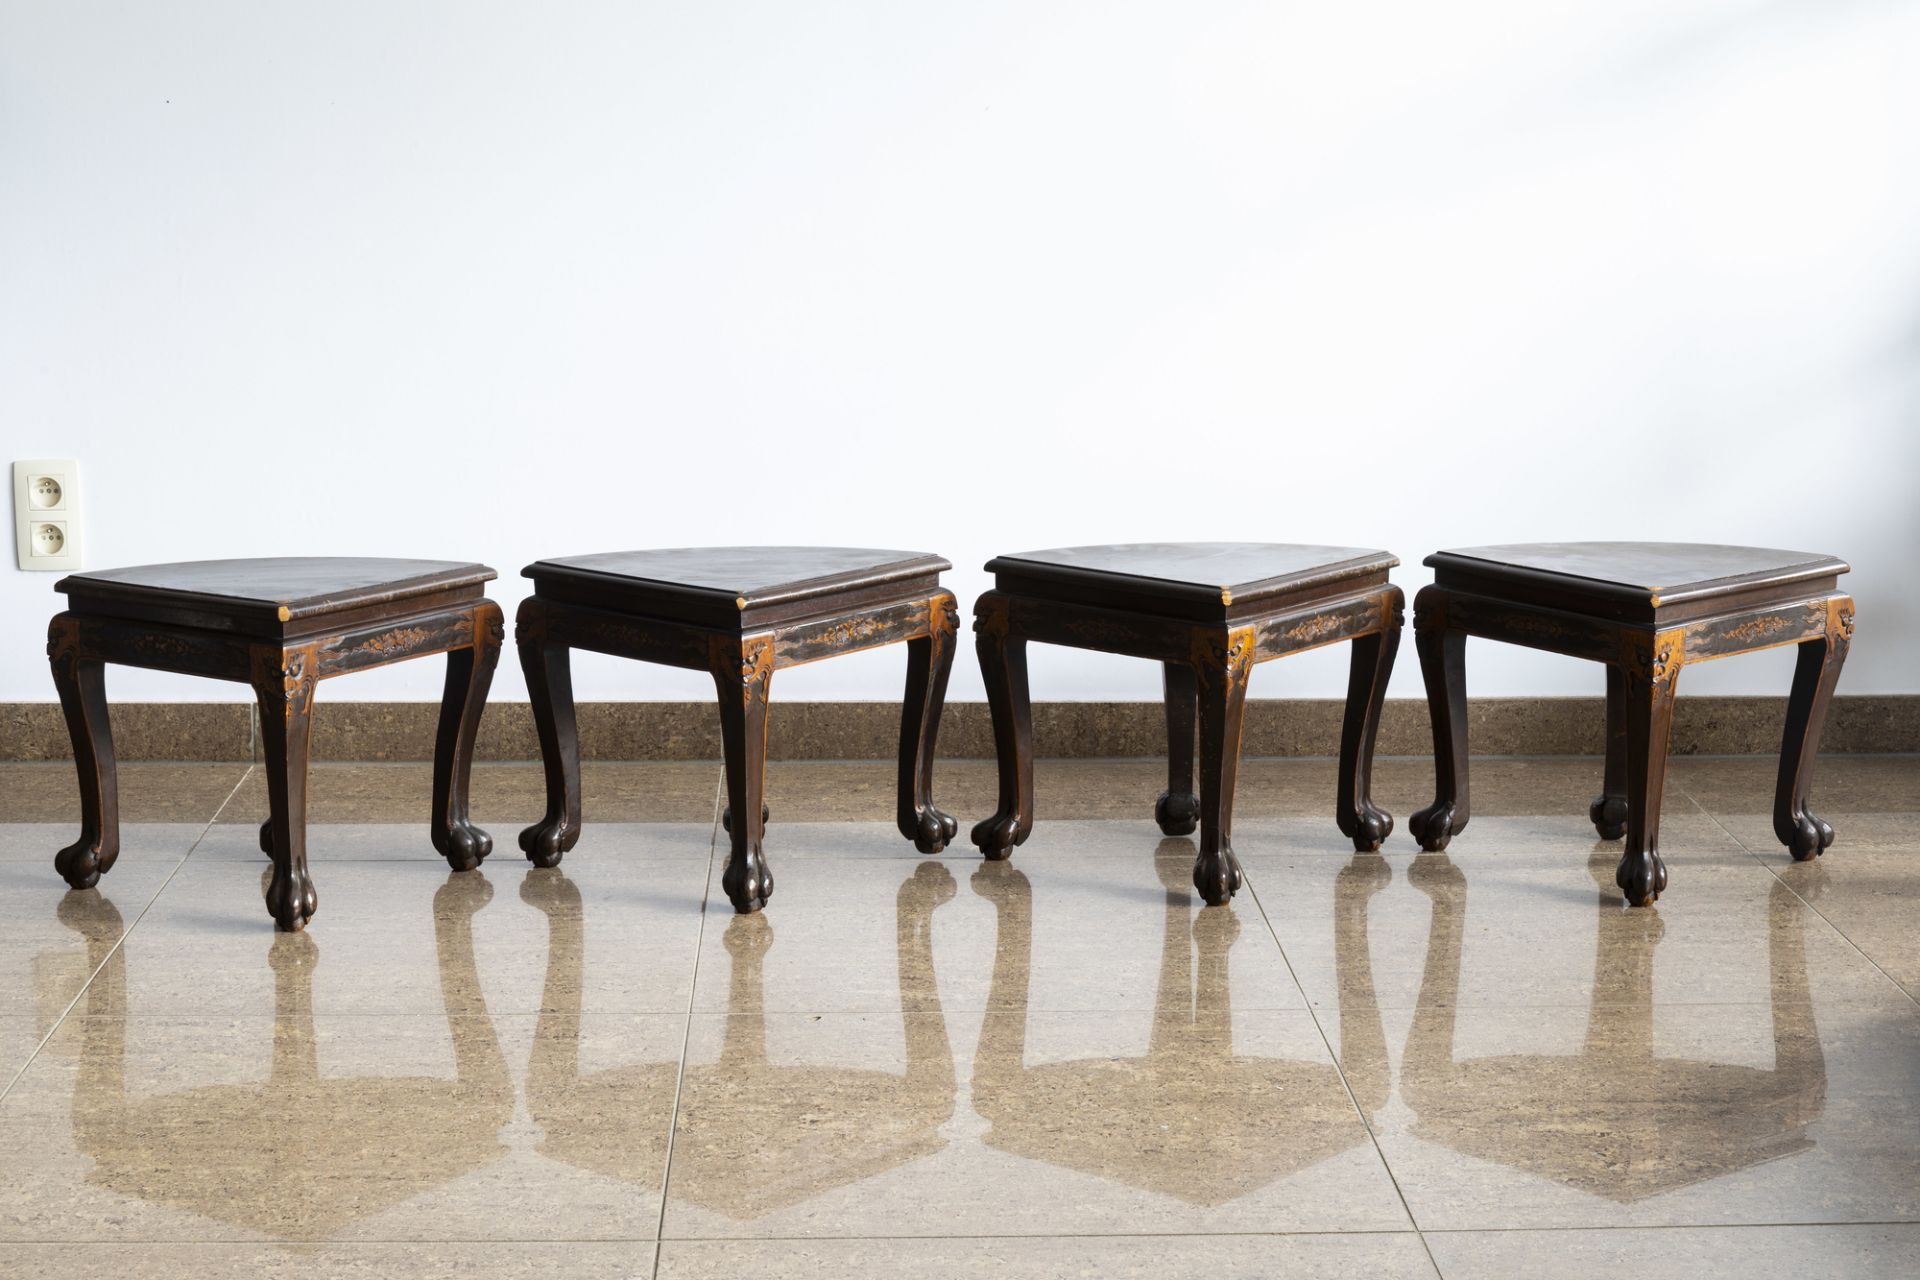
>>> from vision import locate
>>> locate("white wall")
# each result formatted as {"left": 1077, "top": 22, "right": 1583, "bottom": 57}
{"left": 4, "top": 0, "right": 1917, "bottom": 707}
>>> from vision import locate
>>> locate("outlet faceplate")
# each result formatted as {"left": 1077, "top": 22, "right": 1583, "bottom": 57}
{"left": 14, "top": 459, "right": 83, "bottom": 571}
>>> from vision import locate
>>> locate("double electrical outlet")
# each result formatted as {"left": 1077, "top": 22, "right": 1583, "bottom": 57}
{"left": 13, "top": 459, "right": 83, "bottom": 571}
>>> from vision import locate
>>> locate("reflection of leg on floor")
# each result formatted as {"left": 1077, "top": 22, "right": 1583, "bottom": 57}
{"left": 520, "top": 868, "right": 679, "bottom": 1185}
{"left": 969, "top": 839, "right": 1382, "bottom": 1207}
{"left": 669, "top": 861, "right": 958, "bottom": 1219}
{"left": 1333, "top": 853, "right": 1392, "bottom": 1121}
{"left": 1401, "top": 850, "right": 1827, "bottom": 1201}
{"left": 60, "top": 872, "right": 514, "bottom": 1238}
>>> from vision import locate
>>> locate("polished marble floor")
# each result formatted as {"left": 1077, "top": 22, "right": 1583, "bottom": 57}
{"left": 0, "top": 754, "right": 1915, "bottom": 1278}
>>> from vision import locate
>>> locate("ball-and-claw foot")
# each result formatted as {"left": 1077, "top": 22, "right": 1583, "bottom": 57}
{"left": 433, "top": 821, "right": 494, "bottom": 873}
{"left": 1192, "top": 845, "right": 1244, "bottom": 906}
{"left": 1409, "top": 801, "right": 1463, "bottom": 852}
{"left": 258, "top": 820, "right": 273, "bottom": 855}
{"left": 970, "top": 812, "right": 1024, "bottom": 862}
{"left": 1589, "top": 794, "right": 1628, "bottom": 841}
{"left": 54, "top": 841, "right": 114, "bottom": 891}
{"left": 1615, "top": 847, "right": 1668, "bottom": 907}
{"left": 518, "top": 816, "right": 577, "bottom": 870}
{"left": 1346, "top": 802, "right": 1394, "bottom": 853}
{"left": 1154, "top": 790, "right": 1200, "bottom": 837}
{"left": 723, "top": 846, "right": 773, "bottom": 914}
{"left": 265, "top": 863, "right": 318, "bottom": 932}
{"left": 1784, "top": 811, "right": 1835, "bottom": 862}
{"left": 722, "top": 803, "right": 771, "bottom": 835}
{"left": 909, "top": 807, "right": 959, "bottom": 854}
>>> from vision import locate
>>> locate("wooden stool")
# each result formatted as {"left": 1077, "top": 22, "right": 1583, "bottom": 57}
{"left": 514, "top": 547, "right": 958, "bottom": 913}
{"left": 1408, "top": 542, "right": 1853, "bottom": 906}
{"left": 47, "top": 557, "right": 503, "bottom": 931}
{"left": 969, "top": 543, "right": 1405, "bottom": 905}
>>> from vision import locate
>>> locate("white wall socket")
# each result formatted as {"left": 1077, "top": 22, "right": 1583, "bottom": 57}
{"left": 13, "top": 459, "right": 83, "bottom": 572}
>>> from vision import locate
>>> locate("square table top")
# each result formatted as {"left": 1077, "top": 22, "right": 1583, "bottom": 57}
{"left": 1428, "top": 545, "right": 1843, "bottom": 617}
{"left": 524, "top": 546, "right": 950, "bottom": 628}
{"left": 58, "top": 557, "right": 495, "bottom": 633}
{"left": 985, "top": 542, "right": 1397, "bottom": 620}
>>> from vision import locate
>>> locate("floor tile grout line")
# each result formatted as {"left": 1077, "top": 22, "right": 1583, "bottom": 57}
{"left": 1681, "top": 790, "right": 1920, "bottom": 1013}
{"left": 647, "top": 1218, "right": 1920, "bottom": 1244}
{"left": 1240, "top": 864, "right": 1445, "bottom": 1278}
{"left": 8, "top": 1220, "right": 1920, "bottom": 1248}
{"left": 648, "top": 764, "right": 725, "bottom": 1280}
{"left": 0, "top": 765, "right": 257, "bottom": 1106}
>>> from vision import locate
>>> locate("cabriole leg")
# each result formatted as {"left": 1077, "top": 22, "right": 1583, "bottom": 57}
{"left": 1616, "top": 643, "right": 1681, "bottom": 907}
{"left": 432, "top": 603, "right": 502, "bottom": 871}
{"left": 969, "top": 593, "right": 1033, "bottom": 861}
{"left": 1409, "top": 589, "right": 1470, "bottom": 852}
{"left": 897, "top": 593, "right": 959, "bottom": 854}
{"left": 254, "top": 647, "right": 319, "bottom": 931}
{"left": 1590, "top": 665, "right": 1630, "bottom": 840}
{"left": 49, "top": 615, "right": 120, "bottom": 890}
{"left": 713, "top": 636, "right": 775, "bottom": 913}
{"left": 1336, "top": 602, "right": 1401, "bottom": 852}
{"left": 517, "top": 598, "right": 581, "bottom": 869}
{"left": 1774, "top": 601, "right": 1850, "bottom": 860}
{"left": 1192, "top": 629, "right": 1254, "bottom": 906}
{"left": 1155, "top": 662, "right": 1200, "bottom": 836}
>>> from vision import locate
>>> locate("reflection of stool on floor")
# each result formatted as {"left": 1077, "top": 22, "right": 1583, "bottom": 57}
{"left": 1400, "top": 851, "right": 1827, "bottom": 1200}
{"left": 1408, "top": 541, "right": 1852, "bottom": 905}
{"left": 59, "top": 875, "right": 514, "bottom": 1237}
{"left": 521, "top": 862, "right": 959, "bottom": 1220}
{"left": 519, "top": 870, "right": 679, "bottom": 1189}
{"left": 968, "top": 842, "right": 1392, "bottom": 1206}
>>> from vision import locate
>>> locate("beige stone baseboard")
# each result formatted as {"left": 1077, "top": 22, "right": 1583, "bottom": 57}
{"left": 1, "top": 696, "right": 1914, "bottom": 762}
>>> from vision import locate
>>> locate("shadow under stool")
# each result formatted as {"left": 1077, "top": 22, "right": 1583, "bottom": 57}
{"left": 514, "top": 546, "right": 959, "bottom": 913}
{"left": 968, "top": 542, "right": 1405, "bottom": 905}
{"left": 1407, "top": 541, "right": 1853, "bottom": 906}
{"left": 47, "top": 556, "right": 503, "bottom": 930}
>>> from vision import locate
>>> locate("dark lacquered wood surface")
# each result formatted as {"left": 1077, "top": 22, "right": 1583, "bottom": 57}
{"left": 991, "top": 542, "right": 1395, "bottom": 594}
{"left": 524, "top": 546, "right": 950, "bottom": 630}
{"left": 526, "top": 546, "right": 948, "bottom": 600}
{"left": 1430, "top": 542, "right": 1848, "bottom": 602}
{"left": 986, "top": 542, "right": 1396, "bottom": 624}
{"left": 58, "top": 557, "right": 495, "bottom": 626}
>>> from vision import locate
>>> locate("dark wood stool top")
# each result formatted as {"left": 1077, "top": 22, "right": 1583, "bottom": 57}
{"left": 524, "top": 546, "right": 949, "bottom": 628}
{"left": 47, "top": 556, "right": 503, "bottom": 931}
{"left": 1427, "top": 542, "right": 1848, "bottom": 622}
{"left": 58, "top": 557, "right": 495, "bottom": 637}
{"left": 1409, "top": 539, "right": 1853, "bottom": 909}
{"left": 987, "top": 542, "right": 1396, "bottom": 620}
